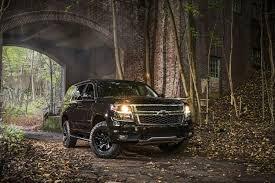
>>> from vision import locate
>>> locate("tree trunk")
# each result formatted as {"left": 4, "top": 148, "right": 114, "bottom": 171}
{"left": 144, "top": 0, "right": 152, "bottom": 86}
{"left": 0, "top": 33, "right": 2, "bottom": 123}
{"left": 228, "top": 2, "right": 239, "bottom": 117}
{"left": 162, "top": 5, "right": 168, "bottom": 95}
{"left": 265, "top": 10, "right": 275, "bottom": 123}
{"left": 260, "top": 3, "right": 265, "bottom": 119}
{"left": 150, "top": 0, "right": 159, "bottom": 87}
{"left": 185, "top": 8, "right": 201, "bottom": 123}
{"left": 112, "top": 0, "right": 124, "bottom": 80}
{"left": 60, "top": 67, "right": 65, "bottom": 101}
{"left": 31, "top": 50, "right": 35, "bottom": 100}
{"left": 49, "top": 58, "right": 54, "bottom": 114}
{"left": 25, "top": 92, "right": 29, "bottom": 115}
{"left": 166, "top": 0, "right": 189, "bottom": 97}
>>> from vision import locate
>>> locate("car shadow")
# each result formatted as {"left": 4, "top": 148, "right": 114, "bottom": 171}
{"left": 119, "top": 145, "right": 182, "bottom": 161}
{"left": 74, "top": 140, "right": 185, "bottom": 161}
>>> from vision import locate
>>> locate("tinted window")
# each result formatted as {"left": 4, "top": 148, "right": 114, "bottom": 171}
{"left": 83, "top": 84, "right": 95, "bottom": 99}
{"left": 97, "top": 81, "right": 158, "bottom": 98}
{"left": 72, "top": 84, "right": 86, "bottom": 101}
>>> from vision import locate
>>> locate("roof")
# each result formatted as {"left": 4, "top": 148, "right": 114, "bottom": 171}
{"left": 73, "top": 79, "right": 145, "bottom": 86}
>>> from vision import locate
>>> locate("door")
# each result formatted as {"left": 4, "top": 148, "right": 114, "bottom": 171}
{"left": 69, "top": 84, "right": 87, "bottom": 132}
{"left": 77, "top": 83, "right": 96, "bottom": 134}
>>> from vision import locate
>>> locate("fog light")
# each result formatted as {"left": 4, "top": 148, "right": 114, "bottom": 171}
{"left": 119, "top": 135, "right": 128, "bottom": 140}
{"left": 113, "top": 121, "right": 120, "bottom": 126}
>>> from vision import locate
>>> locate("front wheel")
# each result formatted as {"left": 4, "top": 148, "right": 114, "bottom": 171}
{"left": 89, "top": 121, "right": 121, "bottom": 159}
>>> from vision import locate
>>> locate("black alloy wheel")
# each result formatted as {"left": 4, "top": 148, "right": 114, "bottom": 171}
{"left": 90, "top": 121, "right": 120, "bottom": 158}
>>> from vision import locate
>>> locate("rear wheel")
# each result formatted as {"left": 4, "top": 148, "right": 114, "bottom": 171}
{"left": 89, "top": 121, "right": 120, "bottom": 159}
{"left": 62, "top": 121, "right": 77, "bottom": 148}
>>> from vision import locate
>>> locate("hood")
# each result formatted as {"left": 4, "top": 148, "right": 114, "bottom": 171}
{"left": 97, "top": 96, "right": 184, "bottom": 105}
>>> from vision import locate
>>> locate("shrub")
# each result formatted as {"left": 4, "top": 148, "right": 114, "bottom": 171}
{"left": 0, "top": 125, "right": 25, "bottom": 142}
{"left": 42, "top": 116, "right": 62, "bottom": 133}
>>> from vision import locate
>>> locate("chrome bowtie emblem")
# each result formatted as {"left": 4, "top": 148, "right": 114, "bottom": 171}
{"left": 157, "top": 110, "right": 169, "bottom": 117}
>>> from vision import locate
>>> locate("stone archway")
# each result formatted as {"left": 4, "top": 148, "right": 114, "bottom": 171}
{"left": 1, "top": 10, "right": 118, "bottom": 88}
{"left": 1, "top": 11, "right": 113, "bottom": 44}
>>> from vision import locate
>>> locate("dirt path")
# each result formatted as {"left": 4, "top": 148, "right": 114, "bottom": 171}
{"left": 21, "top": 130, "right": 275, "bottom": 183}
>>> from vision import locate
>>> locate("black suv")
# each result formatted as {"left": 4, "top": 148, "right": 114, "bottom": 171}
{"left": 61, "top": 80, "right": 193, "bottom": 158}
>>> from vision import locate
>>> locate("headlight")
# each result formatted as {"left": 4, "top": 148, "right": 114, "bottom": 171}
{"left": 111, "top": 104, "right": 134, "bottom": 122}
{"left": 184, "top": 105, "right": 191, "bottom": 118}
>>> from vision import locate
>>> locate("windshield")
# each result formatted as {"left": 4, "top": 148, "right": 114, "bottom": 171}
{"left": 97, "top": 81, "right": 158, "bottom": 98}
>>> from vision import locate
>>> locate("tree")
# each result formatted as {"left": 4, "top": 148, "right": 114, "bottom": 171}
{"left": 1, "top": 46, "right": 62, "bottom": 118}
{"left": 228, "top": 1, "right": 239, "bottom": 117}
{"left": 162, "top": 3, "right": 168, "bottom": 95}
{"left": 112, "top": 0, "right": 124, "bottom": 80}
{"left": 260, "top": 1, "right": 265, "bottom": 119}
{"left": 184, "top": 1, "right": 202, "bottom": 123}
{"left": 264, "top": 0, "right": 275, "bottom": 123}
{"left": 0, "top": 0, "right": 11, "bottom": 122}
{"left": 49, "top": 58, "right": 54, "bottom": 114}
{"left": 166, "top": 0, "right": 188, "bottom": 97}
{"left": 144, "top": 0, "right": 152, "bottom": 86}
{"left": 30, "top": 50, "right": 35, "bottom": 100}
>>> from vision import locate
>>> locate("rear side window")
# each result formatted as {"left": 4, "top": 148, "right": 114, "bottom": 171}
{"left": 64, "top": 85, "right": 76, "bottom": 103}
{"left": 72, "top": 84, "right": 86, "bottom": 101}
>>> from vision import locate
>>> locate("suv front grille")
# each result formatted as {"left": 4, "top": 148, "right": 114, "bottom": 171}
{"left": 136, "top": 105, "right": 183, "bottom": 112}
{"left": 133, "top": 104, "right": 184, "bottom": 125}
{"left": 138, "top": 115, "right": 183, "bottom": 125}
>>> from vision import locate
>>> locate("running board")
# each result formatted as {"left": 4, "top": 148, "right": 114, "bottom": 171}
{"left": 71, "top": 135, "right": 91, "bottom": 142}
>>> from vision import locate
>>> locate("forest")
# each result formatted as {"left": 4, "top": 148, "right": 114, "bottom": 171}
{"left": 2, "top": 46, "right": 62, "bottom": 127}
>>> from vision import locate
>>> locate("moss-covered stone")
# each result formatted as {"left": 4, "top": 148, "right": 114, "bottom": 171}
{"left": 42, "top": 116, "right": 61, "bottom": 133}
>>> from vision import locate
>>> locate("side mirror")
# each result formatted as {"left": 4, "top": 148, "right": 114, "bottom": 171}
{"left": 160, "top": 94, "right": 165, "bottom": 98}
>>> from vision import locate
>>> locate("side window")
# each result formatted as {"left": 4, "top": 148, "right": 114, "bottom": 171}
{"left": 83, "top": 84, "right": 95, "bottom": 99}
{"left": 72, "top": 84, "right": 86, "bottom": 101}
{"left": 64, "top": 85, "right": 76, "bottom": 103}
{"left": 210, "top": 56, "right": 220, "bottom": 78}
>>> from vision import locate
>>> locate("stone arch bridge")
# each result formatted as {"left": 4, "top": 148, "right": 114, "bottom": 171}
{"left": 0, "top": 0, "right": 146, "bottom": 89}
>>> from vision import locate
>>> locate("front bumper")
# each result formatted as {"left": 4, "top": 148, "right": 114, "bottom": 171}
{"left": 108, "top": 120, "right": 193, "bottom": 145}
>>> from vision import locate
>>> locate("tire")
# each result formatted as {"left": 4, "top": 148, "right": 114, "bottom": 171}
{"left": 89, "top": 121, "right": 121, "bottom": 159}
{"left": 158, "top": 140, "right": 187, "bottom": 152}
{"left": 62, "top": 121, "right": 77, "bottom": 148}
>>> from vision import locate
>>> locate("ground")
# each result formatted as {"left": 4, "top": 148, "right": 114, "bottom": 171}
{"left": 17, "top": 130, "right": 274, "bottom": 183}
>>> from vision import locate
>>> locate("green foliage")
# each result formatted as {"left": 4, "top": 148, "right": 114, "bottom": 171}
{"left": 1, "top": 125, "right": 25, "bottom": 142}
{"left": 4, "top": 106, "right": 25, "bottom": 117}
{"left": 184, "top": 2, "right": 200, "bottom": 17}
{"left": 64, "top": 0, "right": 80, "bottom": 12}
{"left": 4, "top": 97, "right": 48, "bottom": 117}
{"left": 42, "top": 116, "right": 62, "bottom": 133}
{"left": 2, "top": 46, "right": 62, "bottom": 118}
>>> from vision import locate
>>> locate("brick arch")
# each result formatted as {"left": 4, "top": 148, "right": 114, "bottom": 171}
{"left": 1, "top": 10, "right": 113, "bottom": 44}
{"left": 3, "top": 43, "right": 64, "bottom": 67}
